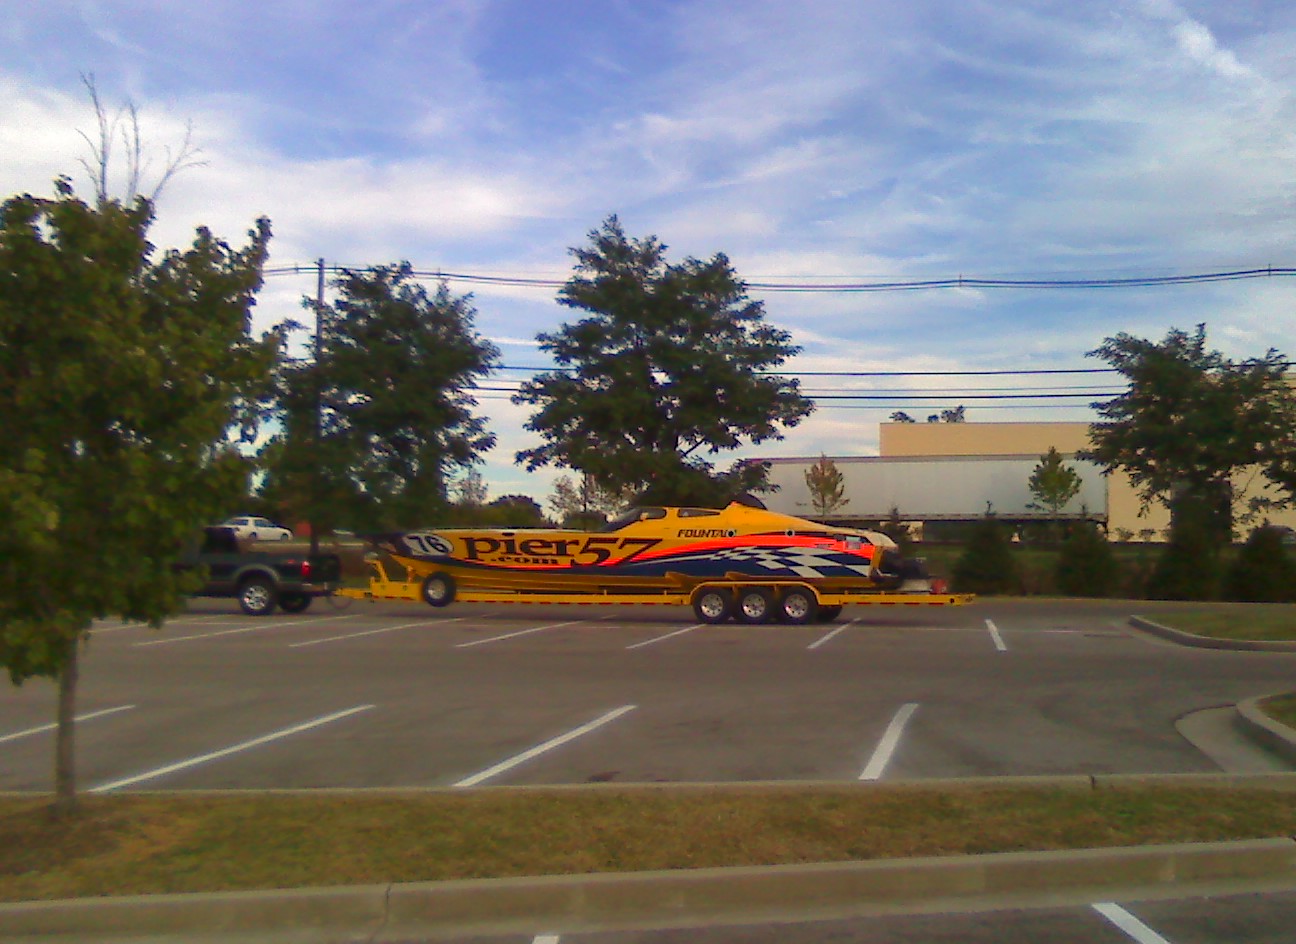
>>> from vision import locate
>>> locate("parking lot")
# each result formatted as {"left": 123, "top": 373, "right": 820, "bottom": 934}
{"left": 3, "top": 599, "right": 1293, "bottom": 793}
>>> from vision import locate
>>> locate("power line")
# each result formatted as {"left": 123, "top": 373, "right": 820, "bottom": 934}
{"left": 264, "top": 263, "right": 1296, "bottom": 293}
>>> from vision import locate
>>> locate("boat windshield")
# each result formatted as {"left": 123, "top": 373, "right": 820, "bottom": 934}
{"left": 602, "top": 507, "right": 668, "bottom": 531}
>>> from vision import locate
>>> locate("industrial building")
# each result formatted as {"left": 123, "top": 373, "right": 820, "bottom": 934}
{"left": 759, "top": 421, "right": 1296, "bottom": 540}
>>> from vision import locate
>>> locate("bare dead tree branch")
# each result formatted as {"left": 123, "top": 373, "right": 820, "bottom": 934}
{"left": 75, "top": 72, "right": 208, "bottom": 206}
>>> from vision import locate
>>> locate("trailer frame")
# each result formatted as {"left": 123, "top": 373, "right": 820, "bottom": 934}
{"left": 336, "top": 557, "right": 974, "bottom": 623}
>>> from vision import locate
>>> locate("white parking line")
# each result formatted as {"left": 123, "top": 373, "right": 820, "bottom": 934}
{"left": 454, "top": 620, "right": 584, "bottom": 649}
{"left": 985, "top": 618, "right": 1008, "bottom": 651}
{"left": 288, "top": 618, "right": 464, "bottom": 648}
{"left": 1093, "top": 902, "right": 1174, "bottom": 943}
{"left": 533, "top": 935, "right": 561, "bottom": 944}
{"left": 859, "top": 702, "right": 919, "bottom": 781}
{"left": 0, "top": 705, "right": 136, "bottom": 745}
{"left": 453, "top": 705, "right": 637, "bottom": 788}
{"left": 134, "top": 613, "right": 357, "bottom": 647}
{"left": 88, "top": 623, "right": 142, "bottom": 634}
{"left": 807, "top": 618, "right": 859, "bottom": 650}
{"left": 90, "top": 705, "right": 375, "bottom": 793}
{"left": 626, "top": 623, "right": 704, "bottom": 650}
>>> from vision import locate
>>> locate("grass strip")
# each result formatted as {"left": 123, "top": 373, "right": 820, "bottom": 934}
{"left": 1260, "top": 694, "right": 1296, "bottom": 730}
{"left": 1138, "top": 603, "right": 1296, "bottom": 641}
{"left": 5, "top": 785, "right": 1296, "bottom": 902}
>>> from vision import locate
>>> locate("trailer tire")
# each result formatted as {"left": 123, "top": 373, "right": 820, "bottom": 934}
{"left": 816, "top": 604, "right": 843, "bottom": 623}
{"left": 238, "top": 576, "right": 278, "bottom": 616}
{"left": 421, "top": 572, "right": 457, "bottom": 608}
{"left": 278, "top": 592, "right": 313, "bottom": 614}
{"left": 734, "top": 587, "right": 776, "bottom": 624}
{"left": 778, "top": 586, "right": 819, "bottom": 625}
{"left": 691, "top": 586, "right": 733, "bottom": 624}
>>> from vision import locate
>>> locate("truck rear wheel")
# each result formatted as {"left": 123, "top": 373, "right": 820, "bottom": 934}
{"left": 734, "top": 587, "right": 775, "bottom": 624}
{"left": 421, "top": 572, "right": 457, "bottom": 607}
{"left": 278, "top": 592, "right": 312, "bottom": 614}
{"left": 816, "top": 605, "right": 843, "bottom": 623}
{"left": 691, "top": 586, "right": 733, "bottom": 624}
{"left": 778, "top": 586, "right": 819, "bottom": 625}
{"left": 238, "top": 576, "right": 278, "bottom": 616}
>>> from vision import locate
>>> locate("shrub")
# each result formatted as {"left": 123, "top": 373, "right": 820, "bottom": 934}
{"left": 952, "top": 513, "right": 1020, "bottom": 595}
{"left": 1055, "top": 522, "right": 1119, "bottom": 597}
{"left": 1150, "top": 513, "right": 1218, "bottom": 601}
{"left": 1224, "top": 526, "right": 1296, "bottom": 602}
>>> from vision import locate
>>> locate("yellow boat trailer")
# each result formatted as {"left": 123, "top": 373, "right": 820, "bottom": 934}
{"left": 336, "top": 557, "right": 974, "bottom": 623}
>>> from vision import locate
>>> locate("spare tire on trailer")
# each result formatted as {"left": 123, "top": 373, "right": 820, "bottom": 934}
{"left": 421, "top": 572, "right": 457, "bottom": 607}
{"left": 691, "top": 586, "right": 733, "bottom": 624}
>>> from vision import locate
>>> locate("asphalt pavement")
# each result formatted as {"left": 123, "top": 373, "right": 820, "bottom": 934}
{"left": 3, "top": 598, "right": 1296, "bottom": 941}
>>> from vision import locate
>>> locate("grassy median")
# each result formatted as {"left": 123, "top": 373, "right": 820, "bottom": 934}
{"left": 5, "top": 784, "right": 1296, "bottom": 902}
{"left": 1138, "top": 603, "right": 1296, "bottom": 642}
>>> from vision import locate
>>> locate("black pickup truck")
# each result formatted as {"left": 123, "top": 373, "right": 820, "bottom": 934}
{"left": 177, "top": 527, "right": 344, "bottom": 616}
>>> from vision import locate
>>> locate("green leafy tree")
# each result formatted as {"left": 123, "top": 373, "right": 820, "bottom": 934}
{"left": 1055, "top": 520, "right": 1119, "bottom": 597}
{"left": 1028, "top": 446, "right": 1083, "bottom": 540}
{"left": 803, "top": 454, "right": 850, "bottom": 517}
{"left": 1146, "top": 490, "right": 1224, "bottom": 600}
{"left": 889, "top": 411, "right": 916, "bottom": 423}
{"left": 514, "top": 216, "right": 812, "bottom": 506}
{"left": 262, "top": 265, "right": 499, "bottom": 532}
{"left": 876, "top": 506, "right": 914, "bottom": 554}
{"left": 1084, "top": 325, "right": 1296, "bottom": 545}
{"left": 487, "top": 494, "right": 548, "bottom": 527}
{"left": 951, "top": 510, "right": 1020, "bottom": 595}
{"left": 0, "top": 180, "right": 277, "bottom": 810}
{"left": 1224, "top": 525, "right": 1296, "bottom": 603}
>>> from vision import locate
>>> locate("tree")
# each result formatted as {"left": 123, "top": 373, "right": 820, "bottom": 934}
{"left": 487, "top": 494, "right": 548, "bottom": 527}
{"left": 1055, "top": 520, "right": 1118, "bottom": 597}
{"left": 889, "top": 412, "right": 916, "bottom": 423}
{"left": 514, "top": 216, "right": 812, "bottom": 506}
{"left": 1225, "top": 526, "right": 1296, "bottom": 603}
{"left": 1027, "top": 446, "right": 1082, "bottom": 536}
{"left": 262, "top": 265, "right": 499, "bottom": 532}
{"left": 549, "top": 473, "right": 625, "bottom": 529}
{"left": 1084, "top": 325, "right": 1296, "bottom": 544}
{"left": 454, "top": 469, "right": 489, "bottom": 507}
{"left": 951, "top": 510, "right": 1020, "bottom": 595}
{"left": 803, "top": 455, "right": 850, "bottom": 517}
{"left": 0, "top": 181, "right": 278, "bottom": 810}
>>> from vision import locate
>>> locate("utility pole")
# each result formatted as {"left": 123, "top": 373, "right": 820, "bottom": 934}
{"left": 309, "top": 258, "right": 325, "bottom": 557}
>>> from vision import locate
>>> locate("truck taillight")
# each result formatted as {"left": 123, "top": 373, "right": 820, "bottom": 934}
{"left": 301, "top": 560, "right": 312, "bottom": 579}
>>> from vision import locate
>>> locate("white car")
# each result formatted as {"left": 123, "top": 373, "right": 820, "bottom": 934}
{"left": 220, "top": 516, "right": 293, "bottom": 542}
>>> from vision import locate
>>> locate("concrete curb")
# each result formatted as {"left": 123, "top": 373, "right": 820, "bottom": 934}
{"left": 1238, "top": 695, "right": 1296, "bottom": 767}
{"left": 6, "top": 837, "right": 1296, "bottom": 943}
{"left": 1128, "top": 616, "right": 1296, "bottom": 652}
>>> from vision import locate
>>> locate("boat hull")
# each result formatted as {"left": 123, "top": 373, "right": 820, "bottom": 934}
{"left": 371, "top": 504, "right": 904, "bottom": 596}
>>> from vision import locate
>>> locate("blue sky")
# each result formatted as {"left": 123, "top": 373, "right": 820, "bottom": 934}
{"left": 3, "top": 1, "right": 1295, "bottom": 502}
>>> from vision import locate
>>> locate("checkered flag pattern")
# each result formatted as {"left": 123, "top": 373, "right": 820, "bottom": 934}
{"left": 699, "top": 546, "right": 876, "bottom": 579}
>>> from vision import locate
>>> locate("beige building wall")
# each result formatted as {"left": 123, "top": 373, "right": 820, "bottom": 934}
{"left": 881, "top": 421, "right": 1092, "bottom": 457}
{"left": 879, "top": 421, "right": 1169, "bottom": 537}
{"left": 876, "top": 420, "right": 1296, "bottom": 539}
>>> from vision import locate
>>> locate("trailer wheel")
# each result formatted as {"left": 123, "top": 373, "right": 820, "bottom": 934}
{"left": 816, "top": 604, "right": 843, "bottom": 623}
{"left": 691, "top": 586, "right": 733, "bottom": 624}
{"left": 421, "top": 572, "right": 457, "bottom": 607}
{"left": 238, "top": 576, "right": 278, "bottom": 616}
{"left": 778, "top": 586, "right": 819, "bottom": 625}
{"left": 734, "top": 587, "right": 775, "bottom": 624}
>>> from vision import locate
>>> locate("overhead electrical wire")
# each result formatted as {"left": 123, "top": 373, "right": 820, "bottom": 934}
{"left": 264, "top": 263, "right": 1296, "bottom": 292}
